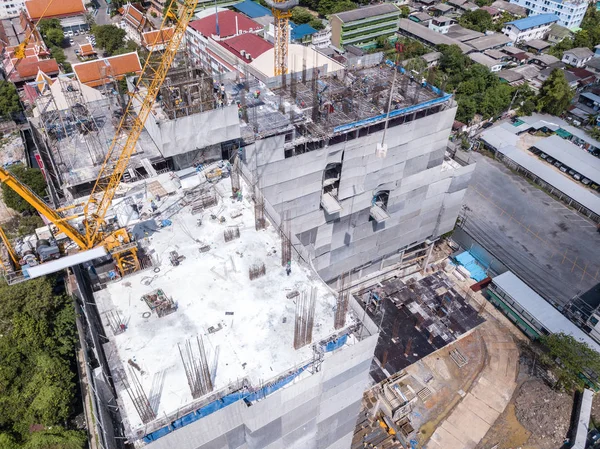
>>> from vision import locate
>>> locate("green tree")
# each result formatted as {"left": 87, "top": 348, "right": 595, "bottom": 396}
{"left": 3, "top": 215, "right": 44, "bottom": 238}
{"left": 536, "top": 68, "right": 573, "bottom": 116}
{"left": 475, "top": 0, "right": 493, "bottom": 5}
{"left": 438, "top": 44, "right": 470, "bottom": 76}
{"left": 23, "top": 429, "right": 86, "bottom": 449}
{"left": 0, "top": 82, "right": 22, "bottom": 119}
{"left": 540, "top": 333, "right": 600, "bottom": 391}
{"left": 92, "top": 24, "right": 127, "bottom": 55}
{"left": 37, "top": 19, "right": 61, "bottom": 37}
{"left": 400, "top": 5, "right": 410, "bottom": 18}
{"left": 0, "top": 165, "right": 46, "bottom": 213}
{"left": 456, "top": 96, "right": 477, "bottom": 123}
{"left": 162, "top": 0, "right": 179, "bottom": 23}
{"left": 317, "top": 0, "right": 355, "bottom": 15}
{"left": 309, "top": 18, "right": 324, "bottom": 30}
{"left": 291, "top": 6, "right": 313, "bottom": 24}
{"left": 589, "top": 127, "right": 600, "bottom": 141}
{"left": 458, "top": 9, "right": 494, "bottom": 33}
{"left": 50, "top": 46, "right": 66, "bottom": 64}
{"left": 44, "top": 28, "right": 64, "bottom": 47}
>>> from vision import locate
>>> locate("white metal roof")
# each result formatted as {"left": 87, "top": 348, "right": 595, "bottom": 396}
{"left": 533, "top": 134, "right": 600, "bottom": 184}
{"left": 493, "top": 271, "right": 600, "bottom": 352}
{"left": 495, "top": 144, "right": 600, "bottom": 215}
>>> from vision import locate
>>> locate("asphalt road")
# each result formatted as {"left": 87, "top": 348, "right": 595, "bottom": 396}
{"left": 94, "top": 0, "right": 111, "bottom": 25}
{"left": 461, "top": 152, "right": 600, "bottom": 307}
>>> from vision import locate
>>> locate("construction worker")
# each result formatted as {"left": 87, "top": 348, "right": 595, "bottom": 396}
{"left": 236, "top": 191, "right": 243, "bottom": 202}
{"left": 286, "top": 260, "right": 291, "bottom": 276}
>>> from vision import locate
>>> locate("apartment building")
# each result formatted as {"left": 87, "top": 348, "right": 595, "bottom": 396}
{"left": 509, "top": 0, "right": 588, "bottom": 28}
{"left": 330, "top": 3, "right": 400, "bottom": 49}
{"left": 502, "top": 13, "right": 559, "bottom": 42}
{"left": 0, "top": 0, "right": 24, "bottom": 18}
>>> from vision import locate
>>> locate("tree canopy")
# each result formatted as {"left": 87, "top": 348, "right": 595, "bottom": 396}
{"left": 536, "top": 68, "right": 573, "bottom": 116}
{"left": 540, "top": 333, "right": 600, "bottom": 391}
{"left": 458, "top": 9, "right": 494, "bottom": 33}
{"left": 548, "top": 8, "right": 600, "bottom": 58}
{"left": 0, "top": 276, "right": 84, "bottom": 448}
{"left": 0, "top": 165, "right": 46, "bottom": 213}
{"left": 0, "top": 82, "right": 22, "bottom": 120}
{"left": 92, "top": 24, "right": 127, "bottom": 55}
{"left": 44, "top": 28, "right": 64, "bottom": 47}
{"left": 291, "top": 7, "right": 324, "bottom": 30}
{"left": 37, "top": 19, "right": 61, "bottom": 38}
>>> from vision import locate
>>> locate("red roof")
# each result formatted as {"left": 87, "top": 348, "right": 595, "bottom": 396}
{"left": 8, "top": 57, "right": 59, "bottom": 81}
{"left": 189, "top": 11, "right": 263, "bottom": 38}
{"left": 25, "top": 0, "right": 85, "bottom": 20}
{"left": 481, "top": 5, "right": 500, "bottom": 15}
{"left": 120, "top": 3, "right": 147, "bottom": 31}
{"left": 217, "top": 33, "right": 272, "bottom": 60}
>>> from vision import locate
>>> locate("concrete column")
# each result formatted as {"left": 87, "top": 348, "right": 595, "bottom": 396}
{"left": 421, "top": 242, "right": 435, "bottom": 272}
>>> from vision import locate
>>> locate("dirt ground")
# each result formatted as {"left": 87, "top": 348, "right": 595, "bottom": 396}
{"left": 475, "top": 359, "right": 574, "bottom": 449}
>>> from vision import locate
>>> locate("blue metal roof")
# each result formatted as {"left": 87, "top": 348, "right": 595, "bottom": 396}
{"left": 505, "top": 13, "right": 560, "bottom": 30}
{"left": 232, "top": 0, "right": 272, "bottom": 18}
{"left": 291, "top": 23, "right": 317, "bottom": 40}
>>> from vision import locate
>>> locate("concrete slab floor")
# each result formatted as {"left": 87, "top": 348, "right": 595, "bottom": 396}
{"left": 462, "top": 152, "right": 600, "bottom": 306}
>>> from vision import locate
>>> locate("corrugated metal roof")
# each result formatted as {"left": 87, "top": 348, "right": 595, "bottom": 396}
{"left": 505, "top": 13, "right": 559, "bottom": 30}
{"left": 398, "top": 19, "right": 472, "bottom": 53}
{"left": 466, "top": 33, "right": 512, "bottom": 51}
{"left": 291, "top": 23, "right": 317, "bottom": 40}
{"left": 493, "top": 271, "right": 600, "bottom": 352}
{"left": 333, "top": 3, "right": 399, "bottom": 23}
{"left": 533, "top": 134, "right": 600, "bottom": 184}
{"left": 232, "top": 0, "right": 272, "bottom": 18}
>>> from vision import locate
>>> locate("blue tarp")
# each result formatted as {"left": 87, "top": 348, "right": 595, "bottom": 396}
{"left": 232, "top": 0, "right": 272, "bottom": 18}
{"left": 323, "top": 334, "right": 348, "bottom": 352}
{"left": 454, "top": 251, "right": 487, "bottom": 282}
{"left": 143, "top": 364, "right": 310, "bottom": 444}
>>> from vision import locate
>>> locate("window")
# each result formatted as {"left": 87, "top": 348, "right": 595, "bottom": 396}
{"left": 590, "top": 315, "right": 599, "bottom": 326}
{"left": 564, "top": 55, "right": 569, "bottom": 61}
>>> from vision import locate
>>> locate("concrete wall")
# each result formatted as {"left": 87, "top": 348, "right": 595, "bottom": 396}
{"left": 144, "top": 332, "right": 378, "bottom": 449}
{"left": 243, "top": 104, "right": 474, "bottom": 282}
{"left": 144, "top": 105, "right": 241, "bottom": 157}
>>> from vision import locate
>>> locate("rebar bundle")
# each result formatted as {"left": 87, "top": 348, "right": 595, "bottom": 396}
{"left": 122, "top": 367, "right": 156, "bottom": 423}
{"left": 294, "top": 288, "right": 316, "bottom": 349}
{"left": 281, "top": 211, "right": 291, "bottom": 267}
{"left": 335, "top": 273, "right": 349, "bottom": 329}
{"left": 178, "top": 336, "right": 213, "bottom": 399}
{"left": 224, "top": 226, "right": 240, "bottom": 242}
{"left": 249, "top": 263, "right": 266, "bottom": 280}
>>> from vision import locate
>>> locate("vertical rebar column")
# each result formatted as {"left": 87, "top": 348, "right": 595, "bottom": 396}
{"left": 178, "top": 335, "right": 213, "bottom": 399}
{"left": 254, "top": 185, "right": 265, "bottom": 231}
{"left": 306, "top": 287, "right": 316, "bottom": 344}
{"left": 123, "top": 367, "right": 156, "bottom": 423}
{"left": 294, "top": 288, "right": 316, "bottom": 349}
{"left": 281, "top": 211, "right": 291, "bottom": 267}
{"left": 335, "top": 272, "right": 349, "bottom": 329}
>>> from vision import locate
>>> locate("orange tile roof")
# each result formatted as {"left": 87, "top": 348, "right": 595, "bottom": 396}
{"left": 79, "top": 42, "right": 96, "bottom": 56}
{"left": 25, "top": 0, "right": 86, "bottom": 20}
{"left": 121, "top": 3, "right": 146, "bottom": 31}
{"left": 142, "top": 27, "right": 174, "bottom": 47}
{"left": 72, "top": 52, "right": 142, "bottom": 87}
{"left": 9, "top": 57, "right": 59, "bottom": 80}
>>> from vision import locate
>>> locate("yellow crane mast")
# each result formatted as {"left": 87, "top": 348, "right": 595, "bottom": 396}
{"left": 264, "top": 0, "right": 298, "bottom": 76}
{"left": 0, "top": 0, "right": 200, "bottom": 279}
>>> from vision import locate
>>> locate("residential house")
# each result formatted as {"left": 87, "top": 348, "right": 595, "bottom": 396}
{"left": 529, "top": 53, "right": 560, "bottom": 67}
{"left": 524, "top": 38, "right": 551, "bottom": 53}
{"left": 585, "top": 57, "right": 600, "bottom": 80}
{"left": 481, "top": 5, "right": 502, "bottom": 19}
{"left": 595, "top": 44, "right": 600, "bottom": 57}
{"left": 232, "top": 0, "right": 272, "bottom": 19}
{"left": 466, "top": 33, "right": 512, "bottom": 51}
{"left": 447, "top": 0, "right": 478, "bottom": 11}
{"left": 537, "top": 66, "right": 579, "bottom": 89}
{"left": 118, "top": 3, "right": 152, "bottom": 46}
{"left": 428, "top": 16, "right": 455, "bottom": 34}
{"left": 330, "top": 4, "right": 400, "bottom": 48}
{"left": 291, "top": 23, "right": 317, "bottom": 44}
{"left": 398, "top": 19, "right": 473, "bottom": 53}
{"left": 547, "top": 23, "right": 573, "bottom": 43}
{"left": 468, "top": 51, "right": 503, "bottom": 71}
{"left": 77, "top": 42, "right": 96, "bottom": 60}
{"left": 508, "top": 0, "right": 588, "bottom": 29}
{"left": 492, "top": 0, "right": 527, "bottom": 16}
{"left": 421, "top": 51, "right": 441, "bottom": 67}
{"left": 0, "top": 0, "right": 25, "bottom": 19}
{"left": 430, "top": 3, "right": 454, "bottom": 16}
{"left": 446, "top": 24, "right": 484, "bottom": 42}
{"left": 502, "top": 14, "right": 559, "bottom": 42}
{"left": 484, "top": 48, "right": 508, "bottom": 62}
{"left": 562, "top": 47, "right": 594, "bottom": 68}
{"left": 408, "top": 12, "right": 432, "bottom": 24}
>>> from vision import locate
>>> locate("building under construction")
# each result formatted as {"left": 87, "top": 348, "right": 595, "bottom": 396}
{"left": 233, "top": 59, "right": 475, "bottom": 284}
{"left": 72, "top": 170, "right": 379, "bottom": 449}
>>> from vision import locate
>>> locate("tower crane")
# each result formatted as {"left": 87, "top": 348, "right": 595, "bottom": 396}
{"left": 263, "top": 0, "right": 298, "bottom": 76}
{"left": 0, "top": 0, "right": 200, "bottom": 281}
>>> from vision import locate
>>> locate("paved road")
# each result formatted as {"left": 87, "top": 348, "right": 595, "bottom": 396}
{"left": 461, "top": 152, "right": 600, "bottom": 307}
{"left": 94, "top": 0, "right": 111, "bottom": 26}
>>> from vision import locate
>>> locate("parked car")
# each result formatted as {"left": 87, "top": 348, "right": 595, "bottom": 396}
{"left": 583, "top": 178, "right": 591, "bottom": 185}
{"left": 547, "top": 157, "right": 555, "bottom": 164}
{"left": 553, "top": 161, "right": 562, "bottom": 168}
{"left": 540, "top": 153, "right": 548, "bottom": 159}
{"left": 65, "top": 30, "right": 74, "bottom": 37}
{"left": 592, "top": 183, "right": 599, "bottom": 190}
{"left": 69, "top": 38, "right": 74, "bottom": 45}
{"left": 568, "top": 169, "right": 576, "bottom": 176}
{"left": 560, "top": 166, "right": 568, "bottom": 173}
{"left": 574, "top": 173, "right": 582, "bottom": 181}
